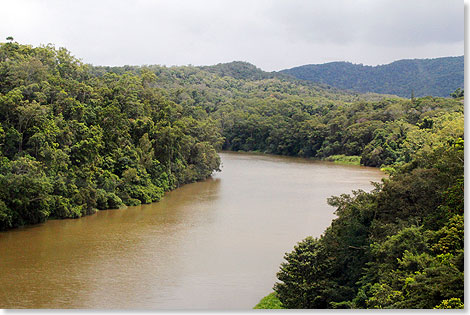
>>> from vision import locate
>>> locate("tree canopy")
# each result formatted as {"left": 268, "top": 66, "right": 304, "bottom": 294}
{"left": 0, "top": 41, "right": 222, "bottom": 229}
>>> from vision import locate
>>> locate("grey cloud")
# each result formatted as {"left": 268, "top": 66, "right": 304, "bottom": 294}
{"left": 265, "top": 0, "right": 463, "bottom": 46}
{"left": 0, "top": 0, "right": 464, "bottom": 71}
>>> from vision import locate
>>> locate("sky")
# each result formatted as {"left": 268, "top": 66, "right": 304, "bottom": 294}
{"left": 0, "top": 0, "right": 464, "bottom": 71}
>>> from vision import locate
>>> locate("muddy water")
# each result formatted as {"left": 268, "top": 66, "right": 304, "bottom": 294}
{"left": 0, "top": 152, "right": 384, "bottom": 309}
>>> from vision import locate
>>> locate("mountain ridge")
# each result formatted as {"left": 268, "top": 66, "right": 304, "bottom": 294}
{"left": 279, "top": 56, "right": 463, "bottom": 97}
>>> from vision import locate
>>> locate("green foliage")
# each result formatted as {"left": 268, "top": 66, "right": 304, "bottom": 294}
{"left": 0, "top": 41, "right": 222, "bottom": 230}
{"left": 0, "top": 199, "right": 13, "bottom": 230}
{"left": 450, "top": 88, "right": 464, "bottom": 98}
{"left": 274, "top": 236, "right": 337, "bottom": 308}
{"left": 253, "top": 293, "right": 284, "bottom": 309}
{"left": 200, "top": 61, "right": 281, "bottom": 81}
{"left": 323, "top": 155, "right": 360, "bottom": 165}
{"left": 212, "top": 92, "right": 461, "bottom": 167}
{"left": 434, "top": 298, "right": 464, "bottom": 309}
{"left": 0, "top": 156, "right": 53, "bottom": 226}
{"left": 281, "top": 56, "right": 464, "bottom": 98}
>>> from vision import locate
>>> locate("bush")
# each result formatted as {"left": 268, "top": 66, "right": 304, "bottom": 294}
{"left": 253, "top": 293, "right": 284, "bottom": 309}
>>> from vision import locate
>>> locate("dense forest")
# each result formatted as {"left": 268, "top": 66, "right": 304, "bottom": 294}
{"left": 94, "top": 59, "right": 463, "bottom": 169}
{"left": 281, "top": 56, "right": 464, "bottom": 98}
{"left": 0, "top": 41, "right": 464, "bottom": 309}
{"left": 0, "top": 41, "right": 222, "bottom": 230}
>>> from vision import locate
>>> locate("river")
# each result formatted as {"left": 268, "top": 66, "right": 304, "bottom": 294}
{"left": 0, "top": 152, "right": 384, "bottom": 309}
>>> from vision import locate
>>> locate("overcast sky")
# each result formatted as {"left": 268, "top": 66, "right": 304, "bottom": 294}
{"left": 0, "top": 0, "right": 464, "bottom": 71}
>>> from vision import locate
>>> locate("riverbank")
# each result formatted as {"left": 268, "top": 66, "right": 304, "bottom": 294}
{"left": 222, "top": 150, "right": 362, "bottom": 166}
{"left": 322, "top": 154, "right": 361, "bottom": 165}
{"left": 0, "top": 152, "right": 384, "bottom": 309}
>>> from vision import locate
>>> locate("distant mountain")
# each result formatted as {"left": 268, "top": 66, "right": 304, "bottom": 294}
{"left": 199, "top": 61, "right": 280, "bottom": 80}
{"left": 280, "top": 56, "right": 464, "bottom": 97}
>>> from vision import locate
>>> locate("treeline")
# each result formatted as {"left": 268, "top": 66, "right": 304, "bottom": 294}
{"left": 216, "top": 96, "right": 463, "bottom": 168}
{"left": 0, "top": 41, "right": 222, "bottom": 230}
{"left": 281, "top": 56, "right": 464, "bottom": 98}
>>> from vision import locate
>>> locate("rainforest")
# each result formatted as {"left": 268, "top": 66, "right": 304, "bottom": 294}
{"left": 0, "top": 41, "right": 464, "bottom": 309}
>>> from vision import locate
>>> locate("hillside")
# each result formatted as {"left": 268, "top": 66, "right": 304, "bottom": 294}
{"left": 280, "top": 56, "right": 464, "bottom": 98}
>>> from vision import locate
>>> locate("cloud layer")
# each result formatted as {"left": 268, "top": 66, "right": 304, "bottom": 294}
{"left": 0, "top": 0, "right": 463, "bottom": 71}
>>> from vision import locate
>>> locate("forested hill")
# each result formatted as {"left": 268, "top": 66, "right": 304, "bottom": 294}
{"left": 199, "top": 61, "right": 281, "bottom": 80}
{"left": 280, "top": 56, "right": 464, "bottom": 98}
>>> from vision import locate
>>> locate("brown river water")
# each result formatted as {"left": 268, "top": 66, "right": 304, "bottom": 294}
{"left": 0, "top": 152, "right": 384, "bottom": 309}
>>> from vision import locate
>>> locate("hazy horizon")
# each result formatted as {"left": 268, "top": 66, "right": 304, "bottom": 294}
{"left": 91, "top": 54, "right": 464, "bottom": 72}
